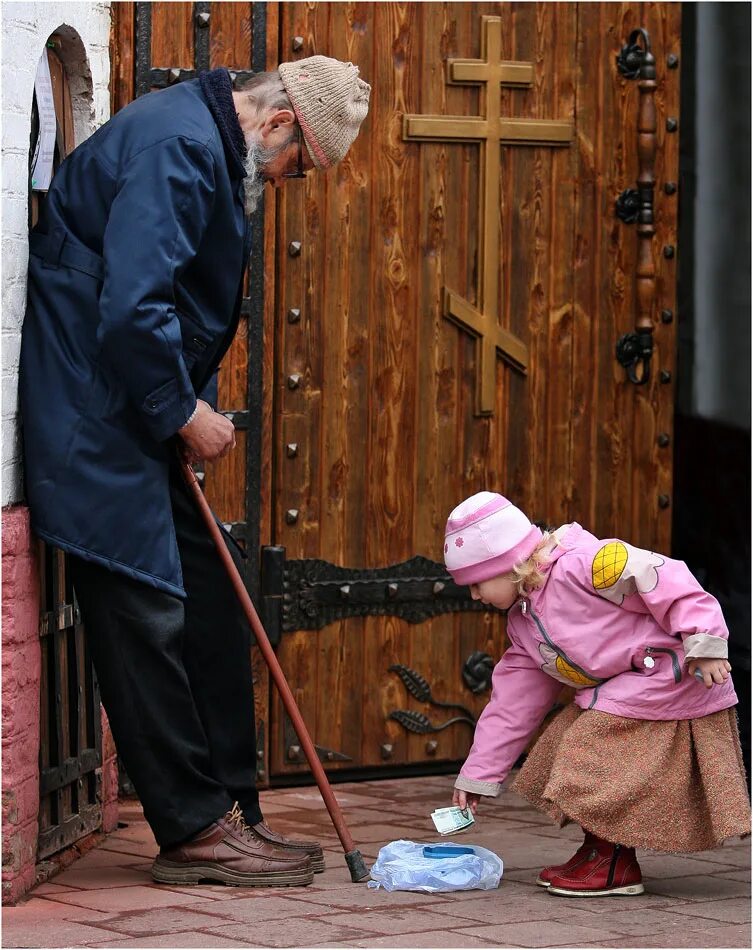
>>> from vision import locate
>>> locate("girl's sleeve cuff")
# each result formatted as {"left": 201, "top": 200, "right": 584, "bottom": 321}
{"left": 454, "top": 775, "right": 501, "bottom": 797}
{"left": 683, "top": 632, "right": 729, "bottom": 660}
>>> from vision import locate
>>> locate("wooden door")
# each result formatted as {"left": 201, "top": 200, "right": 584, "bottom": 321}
{"left": 268, "top": 2, "right": 681, "bottom": 777}
{"left": 111, "top": 3, "right": 681, "bottom": 783}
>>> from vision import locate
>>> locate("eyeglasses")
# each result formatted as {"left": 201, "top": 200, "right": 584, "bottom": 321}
{"left": 282, "top": 126, "right": 307, "bottom": 180}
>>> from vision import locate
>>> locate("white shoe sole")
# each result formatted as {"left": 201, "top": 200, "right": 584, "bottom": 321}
{"left": 548, "top": 882, "right": 645, "bottom": 897}
{"left": 535, "top": 877, "right": 551, "bottom": 887}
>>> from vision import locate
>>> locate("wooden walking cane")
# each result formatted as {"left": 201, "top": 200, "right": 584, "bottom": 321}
{"left": 179, "top": 457, "right": 370, "bottom": 883}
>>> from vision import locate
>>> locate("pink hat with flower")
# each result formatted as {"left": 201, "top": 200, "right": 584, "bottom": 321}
{"left": 444, "top": 491, "right": 543, "bottom": 585}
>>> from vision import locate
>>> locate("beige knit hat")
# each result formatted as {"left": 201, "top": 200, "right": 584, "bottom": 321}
{"left": 278, "top": 55, "right": 371, "bottom": 169}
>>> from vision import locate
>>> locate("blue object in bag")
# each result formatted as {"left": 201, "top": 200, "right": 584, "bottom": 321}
{"left": 368, "top": 839, "right": 503, "bottom": 892}
{"left": 423, "top": 845, "right": 475, "bottom": 858}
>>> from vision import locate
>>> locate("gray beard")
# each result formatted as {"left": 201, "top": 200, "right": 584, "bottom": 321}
{"left": 243, "top": 143, "right": 266, "bottom": 216}
{"left": 243, "top": 132, "right": 296, "bottom": 216}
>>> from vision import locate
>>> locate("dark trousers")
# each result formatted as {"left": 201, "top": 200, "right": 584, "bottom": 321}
{"left": 69, "top": 463, "right": 262, "bottom": 848}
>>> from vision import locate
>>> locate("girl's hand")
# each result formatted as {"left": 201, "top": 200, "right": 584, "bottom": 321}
{"left": 688, "top": 657, "right": 732, "bottom": 689}
{"left": 453, "top": 788, "right": 482, "bottom": 815}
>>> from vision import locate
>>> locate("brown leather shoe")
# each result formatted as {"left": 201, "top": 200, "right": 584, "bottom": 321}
{"left": 152, "top": 803, "right": 314, "bottom": 887}
{"left": 251, "top": 820, "right": 326, "bottom": 873}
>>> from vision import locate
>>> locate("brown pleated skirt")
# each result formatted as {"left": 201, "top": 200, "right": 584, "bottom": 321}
{"left": 512, "top": 704, "right": 751, "bottom": 853}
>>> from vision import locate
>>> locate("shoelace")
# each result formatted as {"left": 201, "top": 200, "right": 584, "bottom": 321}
{"left": 224, "top": 801, "right": 257, "bottom": 840}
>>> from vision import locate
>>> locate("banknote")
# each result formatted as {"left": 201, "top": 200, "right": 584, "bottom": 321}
{"left": 430, "top": 805, "right": 475, "bottom": 835}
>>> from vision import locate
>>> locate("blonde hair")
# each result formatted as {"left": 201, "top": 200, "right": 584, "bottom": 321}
{"left": 510, "top": 531, "right": 556, "bottom": 595}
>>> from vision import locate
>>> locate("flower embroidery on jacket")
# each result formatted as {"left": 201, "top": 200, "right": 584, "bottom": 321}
{"left": 591, "top": 542, "right": 664, "bottom": 605}
{"left": 538, "top": 642, "right": 602, "bottom": 688}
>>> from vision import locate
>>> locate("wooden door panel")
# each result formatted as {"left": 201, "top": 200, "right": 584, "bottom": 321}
{"left": 110, "top": 2, "right": 681, "bottom": 783}
{"left": 270, "top": 2, "right": 680, "bottom": 777}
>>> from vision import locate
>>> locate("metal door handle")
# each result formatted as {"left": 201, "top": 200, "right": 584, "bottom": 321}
{"left": 615, "top": 28, "right": 657, "bottom": 385}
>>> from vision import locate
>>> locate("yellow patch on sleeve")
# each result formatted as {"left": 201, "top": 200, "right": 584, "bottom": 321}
{"left": 554, "top": 655, "right": 601, "bottom": 687}
{"left": 592, "top": 541, "right": 629, "bottom": 590}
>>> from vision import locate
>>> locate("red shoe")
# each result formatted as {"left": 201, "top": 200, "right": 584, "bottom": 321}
{"left": 547, "top": 839, "right": 644, "bottom": 897}
{"left": 536, "top": 831, "right": 600, "bottom": 887}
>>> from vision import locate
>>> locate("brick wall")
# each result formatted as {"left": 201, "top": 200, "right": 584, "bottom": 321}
{"left": 1, "top": 3, "right": 112, "bottom": 904}
{"left": 2, "top": 508, "right": 41, "bottom": 903}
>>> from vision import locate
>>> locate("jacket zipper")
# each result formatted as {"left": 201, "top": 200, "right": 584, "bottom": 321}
{"left": 527, "top": 606, "right": 605, "bottom": 686}
{"left": 646, "top": 646, "right": 682, "bottom": 683}
{"left": 588, "top": 685, "right": 601, "bottom": 709}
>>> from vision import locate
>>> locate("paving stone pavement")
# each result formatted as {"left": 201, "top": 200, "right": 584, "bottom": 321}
{"left": 3, "top": 775, "right": 750, "bottom": 948}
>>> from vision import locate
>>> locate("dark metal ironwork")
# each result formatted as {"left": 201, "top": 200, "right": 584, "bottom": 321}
{"left": 221, "top": 409, "right": 250, "bottom": 429}
{"left": 388, "top": 664, "right": 475, "bottom": 719}
{"left": 615, "top": 188, "right": 640, "bottom": 223}
{"left": 462, "top": 651, "right": 495, "bottom": 694}
{"left": 666, "top": 117, "right": 678, "bottom": 132}
{"left": 663, "top": 244, "right": 676, "bottom": 258}
{"left": 616, "top": 330, "right": 654, "bottom": 384}
{"left": 667, "top": 53, "right": 679, "bottom": 69}
{"left": 658, "top": 494, "right": 671, "bottom": 509}
{"left": 616, "top": 28, "right": 651, "bottom": 79}
{"left": 260, "top": 546, "right": 284, "bottom": 646}
{"left": 664, "top": 181, "right": 677, "bottom": 195}
{"left": 148, "top": 67, "right": 257, "bottom": 89}
{"left": 657, "top": 433, "right": 670, "bottom": 447}
{"left": 242, "top": 3, "right": 268, "bottom": 606}
{"left": 388, "top": 710, "right": 476, "bottom": 734}
{"left": 193, "top": 2, "right": 211, "bottom": 73}
{"left": 661, "top": 309, "right": 674, "bottom": 323}
{"left": 615, "top": 27, "right": 657, "bottom": 386}
{"left": 252, "top": 3, "right": 267, "bottom": 77}
{"left": 135, "top": 2, "right": 153, "bottom": 97}
{"left": 660, "top": 370, "right": 672, "bottom": 383}
{"left": 220, "top": 520, "right": 248, "bottom": 543}
{"left": 260, "top": 551, "right": 489, "bottom": 637}
{"left": 282, "top": 713, "right": 352, "bottom": 764}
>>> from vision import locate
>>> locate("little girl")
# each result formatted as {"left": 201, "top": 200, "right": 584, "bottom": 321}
{"left": 444, "top": 491, "right": 750, "bottom": 897}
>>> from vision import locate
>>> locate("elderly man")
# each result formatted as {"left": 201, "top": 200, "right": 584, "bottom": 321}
{"left": 20, "top": 57, "right": 370, "bottom": 887}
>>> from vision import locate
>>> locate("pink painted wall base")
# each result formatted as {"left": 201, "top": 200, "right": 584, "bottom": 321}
{"left": 2, "top": 506, "right": 41, "bottom": 904}
{"left": 2, "top": 506, "right": 119, "bottom": 904}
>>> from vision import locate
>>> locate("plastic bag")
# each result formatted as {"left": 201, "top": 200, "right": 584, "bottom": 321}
{"left": 367, "top": 839, "right": 503, "bottom": 893}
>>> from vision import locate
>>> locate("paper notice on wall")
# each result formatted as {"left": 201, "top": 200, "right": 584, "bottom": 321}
{"left": 30, "top": 51, "right": 57, "bottom": 191}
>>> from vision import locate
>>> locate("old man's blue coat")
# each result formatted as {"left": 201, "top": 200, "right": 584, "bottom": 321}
{"left": 20, "top": 70, "right": 251, "bottom": 597}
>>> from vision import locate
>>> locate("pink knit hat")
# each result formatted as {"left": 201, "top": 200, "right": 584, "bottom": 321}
{"left": 444, "top": 492, "right": 543, "bottom": 585}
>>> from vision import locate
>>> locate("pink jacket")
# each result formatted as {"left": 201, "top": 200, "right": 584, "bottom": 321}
{"left": 456, "top": 523, "right": 738, "bottom": 797}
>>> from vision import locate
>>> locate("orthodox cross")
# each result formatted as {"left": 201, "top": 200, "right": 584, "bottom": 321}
{"left": 404, "top": 15, "right": 573, "bottom": 415}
